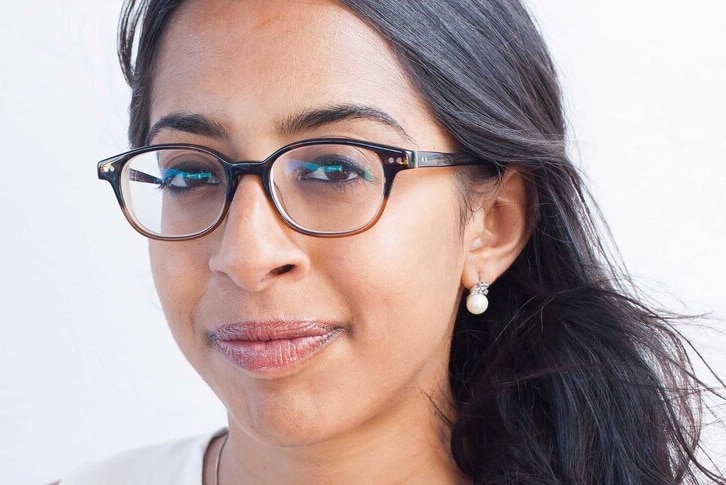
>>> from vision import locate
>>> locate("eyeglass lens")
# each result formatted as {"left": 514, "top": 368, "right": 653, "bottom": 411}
{"left": 120, "top": 145, "right": 387, "bottom": 237}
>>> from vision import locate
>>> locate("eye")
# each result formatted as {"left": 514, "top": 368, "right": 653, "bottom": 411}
{"left": 293, "top": 155, "right": 374, "bottom": 183}
{"left": 163, "top": 167, "right": 220, "bottom": 189}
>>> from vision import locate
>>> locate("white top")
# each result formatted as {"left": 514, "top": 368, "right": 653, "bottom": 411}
{"left": 59, "top": 429, "right": 226, "bottom": 485}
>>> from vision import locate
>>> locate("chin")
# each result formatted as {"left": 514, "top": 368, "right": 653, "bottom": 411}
{"left": 233, "top": 395, "right": 347, "bottom": 447}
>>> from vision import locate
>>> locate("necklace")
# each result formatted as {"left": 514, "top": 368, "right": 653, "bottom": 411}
{"left": 214, "top": 431, "right": 229, "bottom": 485}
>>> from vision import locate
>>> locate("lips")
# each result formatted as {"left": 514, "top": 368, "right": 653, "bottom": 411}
{"left": 210, "top": 320, "right": 344, "bottom": 374}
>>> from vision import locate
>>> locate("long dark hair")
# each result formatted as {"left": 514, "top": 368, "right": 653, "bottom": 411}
{"left": 118, "top": 1, "right": 724, "bottom": 482}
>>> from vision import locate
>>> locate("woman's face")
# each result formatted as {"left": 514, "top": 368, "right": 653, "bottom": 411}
{"left": 149, "top": 0, "right": 475, "bottom": 446}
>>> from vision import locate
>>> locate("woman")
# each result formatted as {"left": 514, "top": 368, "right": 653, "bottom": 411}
{"left": 60, "top": 0, "right": 723, "bottom": 483}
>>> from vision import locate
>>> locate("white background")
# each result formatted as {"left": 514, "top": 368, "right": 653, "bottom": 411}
{"left": 1, "top": 2, "right": 724, "bottom": 483}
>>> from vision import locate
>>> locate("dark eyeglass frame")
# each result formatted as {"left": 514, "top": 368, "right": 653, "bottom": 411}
{"left": 97, "top": 137, "right": 489, "bottom": 240}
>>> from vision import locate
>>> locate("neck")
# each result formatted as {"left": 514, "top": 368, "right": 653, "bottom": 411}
{"left": 213, "top": 387, "right": 468, "bottom": 484}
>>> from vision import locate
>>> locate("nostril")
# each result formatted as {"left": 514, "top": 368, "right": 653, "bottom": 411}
{"left": 271, "top": 264, "right": 295, "bottom": 276}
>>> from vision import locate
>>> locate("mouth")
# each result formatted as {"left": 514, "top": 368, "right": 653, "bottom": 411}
{"left": 210, "top": 319, "right": 344, "bottom": 375}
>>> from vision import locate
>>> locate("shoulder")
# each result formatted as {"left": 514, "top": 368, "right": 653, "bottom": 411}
{"left": 58, "top": 429, "right": 226, "bottom": 485}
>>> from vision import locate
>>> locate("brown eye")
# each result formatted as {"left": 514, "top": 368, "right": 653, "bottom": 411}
{"left": 292, "top": 155, "right": 368, "bottom": 183}
{"left": 290, "top": 153, "right": 378, "bottom": 186}
{"left": 162, "top": 167, "right": 221, "bottom": 189}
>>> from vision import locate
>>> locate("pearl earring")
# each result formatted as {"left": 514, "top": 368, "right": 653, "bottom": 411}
{"left": 466, "top": 281, "right": 490, "bottom": 315}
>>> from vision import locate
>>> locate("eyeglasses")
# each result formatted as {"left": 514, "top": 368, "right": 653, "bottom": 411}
{"left": 97, "top": 138, "right": 485, "bottom": 240}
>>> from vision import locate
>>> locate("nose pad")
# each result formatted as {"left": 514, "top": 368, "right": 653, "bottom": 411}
{"left": 208, "top": 175, "right": 309, "bottom": 292}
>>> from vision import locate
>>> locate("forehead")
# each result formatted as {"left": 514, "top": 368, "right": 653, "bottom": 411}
{"left": 162, "top": 0, "right": 373, "bottom": 64}
{"left": 150, "top": 0, "right": 433, "bottom": 144}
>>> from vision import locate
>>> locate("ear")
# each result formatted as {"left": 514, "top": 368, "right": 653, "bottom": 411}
{"left": 461, "top": 169, "right": 531, "bottom": 290}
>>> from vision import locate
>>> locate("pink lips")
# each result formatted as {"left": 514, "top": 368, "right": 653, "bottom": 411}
{"left": 211, "top": 320, "right": 344, "bottom": 374}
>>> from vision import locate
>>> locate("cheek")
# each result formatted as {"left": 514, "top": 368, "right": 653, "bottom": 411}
{"left": 149, "top": 241, "right": 211, "bottom": 354}
{"left": 315, "top": 178, "right": 466, "bottom": 354}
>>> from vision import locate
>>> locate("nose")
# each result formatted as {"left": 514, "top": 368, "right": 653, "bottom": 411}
{"left": 208, "top": 175, "right": 310, "bottom": 292}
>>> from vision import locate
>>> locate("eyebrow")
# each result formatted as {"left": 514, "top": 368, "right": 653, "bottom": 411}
{"left": 146, "top": 112, "right": 229, "bottom": 145}
{"left": 276, "top": 103, "right": 412, "bottom": 142}
{"left": 146, "top": 103, "right": 412, "bottom": 145}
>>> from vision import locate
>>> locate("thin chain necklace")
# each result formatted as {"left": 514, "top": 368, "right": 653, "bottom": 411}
{"left": 214, "top": 431, "right": 229, "bottom": 485}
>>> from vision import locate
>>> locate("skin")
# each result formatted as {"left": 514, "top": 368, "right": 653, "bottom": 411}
{"left": 148, "top": 1, "right": 529, "bottom": 483}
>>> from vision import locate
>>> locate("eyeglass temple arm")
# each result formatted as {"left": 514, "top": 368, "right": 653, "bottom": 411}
{"left": 410, "top": 151, "right": 474, "bottom": 168}
{"left": 128, "top": 168, "right": 163, "bottom": 185}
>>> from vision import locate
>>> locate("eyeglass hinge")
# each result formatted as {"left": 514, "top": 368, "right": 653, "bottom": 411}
{"left": 410, "top": 152, "right": 426, "bottom": 168}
